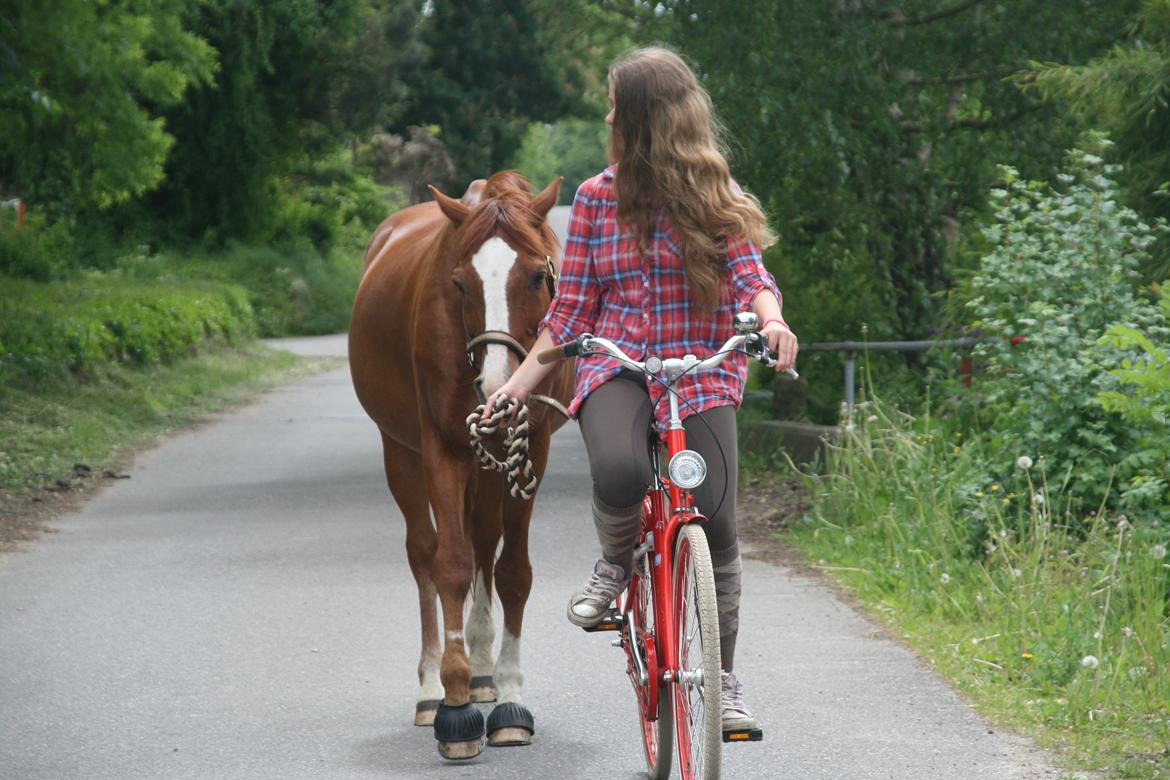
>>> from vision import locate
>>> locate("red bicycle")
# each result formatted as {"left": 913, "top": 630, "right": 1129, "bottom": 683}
{"left": 538, "top": 313, "right": 793, "bottom": 780}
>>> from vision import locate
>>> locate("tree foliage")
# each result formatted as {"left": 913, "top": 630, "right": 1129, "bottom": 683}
{"left": 397, "top": 0, "right": 579, "bottom": 184}
{"left": 1029, "top": 0, "right": 1170, "bottom": 271}
{"left": 150, "top": 0, "right": 424, "bottom": 243}
{"left": 669, "top": 0, "right": 1138, "bottom": 346}
{"left": 0, "top": 0, "right": 215, "bottom": 212}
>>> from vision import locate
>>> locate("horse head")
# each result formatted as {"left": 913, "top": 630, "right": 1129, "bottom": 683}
{"left": 428, "top": 172, "right": 562, "bottom": 403}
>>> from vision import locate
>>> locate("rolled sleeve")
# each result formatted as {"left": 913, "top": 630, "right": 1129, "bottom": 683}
{"left": 540, "top": 183, "right": 602, "bottom": 345}
{"left": 726, "top": 233, "right": 782, "bottom": 313}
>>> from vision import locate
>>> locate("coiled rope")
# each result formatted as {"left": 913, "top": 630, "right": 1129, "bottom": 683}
{"left": 466, "top": 394, "right": 538, "bottom": 500}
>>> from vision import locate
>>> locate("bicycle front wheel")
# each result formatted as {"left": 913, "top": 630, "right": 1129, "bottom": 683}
{"left": 629, "top": 554, "right": 673, "bottom": 780}
{"left": 673, "top": 523, "right": 722, "bottom": 780}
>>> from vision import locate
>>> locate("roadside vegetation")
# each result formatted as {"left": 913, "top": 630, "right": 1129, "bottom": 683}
{"left": 785, "top": 143, "right": 1170, "bottom": 777}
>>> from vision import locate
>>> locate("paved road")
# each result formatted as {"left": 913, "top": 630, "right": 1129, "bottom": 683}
{"left": 0, "top": 208, "right": 1062, "bottom": 779}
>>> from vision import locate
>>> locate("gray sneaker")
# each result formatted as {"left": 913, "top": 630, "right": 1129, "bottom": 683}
{"left": 721, "top": 671, "right": 758, "bottom": 731}
{"left": 567, "top": 559, "right": 628, "bottom": 627}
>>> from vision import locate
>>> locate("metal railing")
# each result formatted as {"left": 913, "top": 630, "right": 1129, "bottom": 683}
{"left": 800, "top": 337, "right": 985, "bottom": 406}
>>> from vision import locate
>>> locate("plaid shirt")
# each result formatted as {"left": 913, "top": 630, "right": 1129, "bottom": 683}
{"left": 540, "top": 166, "right": 783, "bottom": 430}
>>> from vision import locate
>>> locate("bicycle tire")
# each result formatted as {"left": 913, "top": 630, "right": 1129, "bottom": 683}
{"left": 673, "top": 523, "right": 722, "bottom": 780}
{"left": 629, "top": 555, "right": 673, "bottom": 780}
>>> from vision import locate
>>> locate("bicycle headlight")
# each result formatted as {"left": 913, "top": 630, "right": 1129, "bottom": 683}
{"left": 668, "top": 449, "right": 707, "bottom": 490}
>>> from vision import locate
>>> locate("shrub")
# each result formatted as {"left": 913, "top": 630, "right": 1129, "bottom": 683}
{"left": 0, "top": 277, "right": 254, "bottom": 388}
{"left": 1096, "top": 285, "right": 1170, "bottom": 515}
{"left": 954, "top": 135, "right": 1170, "bottom": 519}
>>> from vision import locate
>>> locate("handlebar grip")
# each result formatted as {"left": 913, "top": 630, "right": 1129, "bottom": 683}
{"left": 536, "top": 346, "right": 566, "bottom": 364}
{"left": 536, "top": 339, "right": 583, "bottom": 365}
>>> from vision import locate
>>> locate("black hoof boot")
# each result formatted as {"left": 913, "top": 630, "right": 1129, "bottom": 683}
{"left": 486, "top": 702, "right": 535, "bottom": 746}
{"left": 433, "top": 702, "right": 486, "bottom": 760}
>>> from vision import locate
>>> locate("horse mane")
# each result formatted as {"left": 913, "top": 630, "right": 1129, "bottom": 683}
{"left": 454, "top": 171, "right": 559, "bottom": 263}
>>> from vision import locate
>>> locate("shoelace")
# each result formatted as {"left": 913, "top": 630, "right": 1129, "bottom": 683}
{"left": 722, "top": 675, "right": 747, "bottom": 711}
{"left": 582, "top": 569, "right": 621, "bottom": 600}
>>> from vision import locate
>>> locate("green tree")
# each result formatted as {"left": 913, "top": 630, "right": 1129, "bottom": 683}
{"left": 0, "top": 0, "right": 215, "bottom": 213}
{"left": 666, "top": 0, "right": 1137, "bottom": 418}
{"left": 398, "top": 0, "right": 576, "bottom": 183}
{"left": 150, "top": 0, "right": 424, "bottom": 243}
{"left": 1029, "top": 0, "right": 1170, "bottom": 272}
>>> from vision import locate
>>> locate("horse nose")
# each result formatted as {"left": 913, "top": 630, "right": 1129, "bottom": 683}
{"left": 473, "top": 377, "right": 487, "bottom": 404}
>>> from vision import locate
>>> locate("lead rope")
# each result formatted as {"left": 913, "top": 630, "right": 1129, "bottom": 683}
{"left": 466, "top": 395, "right": 538, "bottom": 500}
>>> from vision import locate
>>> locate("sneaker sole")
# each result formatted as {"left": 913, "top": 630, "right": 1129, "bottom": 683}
{"left": 721, "top": 715, "right": 759, "bottom": 731}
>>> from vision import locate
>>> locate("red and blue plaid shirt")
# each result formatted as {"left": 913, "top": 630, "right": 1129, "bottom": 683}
{"left": 540, "top": 166, "right": 783, "bottom": 430}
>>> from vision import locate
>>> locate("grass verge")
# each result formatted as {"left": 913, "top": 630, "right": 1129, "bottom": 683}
{"left": 0, "top": 342, "right": 341, "bottom": 549}
{"left": 764, "top": 400, "right": 1170, "bottom": 778}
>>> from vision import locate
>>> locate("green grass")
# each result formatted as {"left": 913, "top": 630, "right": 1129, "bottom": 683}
{"left": 764, "top": 399, "right": 1170, "bottom": 778}
{"left": 0, "top": 343, "right": 339, "bottom": 491}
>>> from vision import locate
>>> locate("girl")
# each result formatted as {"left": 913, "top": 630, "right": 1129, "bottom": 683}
{"left": 484, "top": 45, "right": 797, "bottom": 731}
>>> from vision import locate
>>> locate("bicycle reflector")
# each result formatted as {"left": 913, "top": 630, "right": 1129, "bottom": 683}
{"left": 668, "top": 450, "right": 707, "bottom": 489}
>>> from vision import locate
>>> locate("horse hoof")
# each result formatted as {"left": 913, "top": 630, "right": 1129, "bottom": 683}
{"left": 438, "top": 738, "right": 486, "bottom": 760}
{"left": 434, "top": 702, "right": 486, "bottom": 761}
{"left": 486, "top": 702, "right": 534, "bottom": 747}
{"left": 470, "top": 675, "right": 498, "bottom": 703}
{"left": 415, "top": 699, "right": 440, "bottom": 727}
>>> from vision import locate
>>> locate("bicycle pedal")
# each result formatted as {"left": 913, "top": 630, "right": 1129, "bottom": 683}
{"left": 581, "top": 609, "right": 622, "bottom": 633}
{"left": 722, "top": 727, "right": 763, "bottom": 743}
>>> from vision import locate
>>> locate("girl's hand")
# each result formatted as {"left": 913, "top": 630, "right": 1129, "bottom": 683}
{"left": 761, "top": 320, "right": 798, "bottom": 372}
{"left": 481, "top": 378, "right": 530, "bottom": 421}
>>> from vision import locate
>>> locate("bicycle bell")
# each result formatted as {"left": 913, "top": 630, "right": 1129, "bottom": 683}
{"left": 734, "top": 312, "right": 758, "bottom": 333}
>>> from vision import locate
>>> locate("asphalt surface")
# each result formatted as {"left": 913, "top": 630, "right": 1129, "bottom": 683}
{"left": 0, "top": 206, "right": 1063, "bottom": 779}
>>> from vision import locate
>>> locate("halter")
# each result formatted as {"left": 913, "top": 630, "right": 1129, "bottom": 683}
{"left": 463, "top": 255, "right": 558, "bottom": 373}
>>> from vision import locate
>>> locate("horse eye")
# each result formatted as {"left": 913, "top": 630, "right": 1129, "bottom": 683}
{"left": 530, "top": 271, "right": 547, "bottom": 290}
{"left": 452, "top": 278, "right": 466, "bottom": 294}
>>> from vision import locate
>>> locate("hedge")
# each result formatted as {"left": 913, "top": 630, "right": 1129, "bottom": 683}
{"left": 0, "top": 277, "right": 255, "bottom": 387}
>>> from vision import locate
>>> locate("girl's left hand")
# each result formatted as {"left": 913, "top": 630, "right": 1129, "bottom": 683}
{"left": 761, "top": 320, "right": 798, "bottom": 372}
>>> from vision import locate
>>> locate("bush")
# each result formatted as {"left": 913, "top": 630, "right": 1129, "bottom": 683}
{"left": 0, "top": 277, "right": 254, "bottom": 387}
{"left": 953, "top": 135, "right": 1170, "bottom": 519}
{"left": 798, "top": 397, "right": 1170, "bottom": 761}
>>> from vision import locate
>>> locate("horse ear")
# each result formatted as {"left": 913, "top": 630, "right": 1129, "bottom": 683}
{"left": 428, "top": 185, "right": 471, "bottom": 226}
{"left": 530, "top": 176, "right": 563, "bottom": 221}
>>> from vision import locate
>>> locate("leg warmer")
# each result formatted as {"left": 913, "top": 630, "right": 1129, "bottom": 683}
{"left": 593, "top": 493, "right": 642, "bottom": 575}
{"left": 710, "top": 542, "right": 743, "bottom": 672}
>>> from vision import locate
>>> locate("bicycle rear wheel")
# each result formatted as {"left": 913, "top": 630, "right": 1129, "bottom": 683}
{"left": 673, "top": 523, "right": 722, "bottom": 780}
{"left": 629, "top": 553, "right": 673, "bottom": 779}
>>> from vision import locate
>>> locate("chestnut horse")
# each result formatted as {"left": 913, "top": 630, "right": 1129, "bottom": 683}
{"left": 349, "top": 172, "right": 573, "bottom": 760}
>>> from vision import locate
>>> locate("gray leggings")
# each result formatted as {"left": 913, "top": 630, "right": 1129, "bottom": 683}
{"left": 578, "top": 372, "right": 744, "bottom": 671}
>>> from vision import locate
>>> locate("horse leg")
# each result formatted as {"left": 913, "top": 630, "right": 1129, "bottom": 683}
{"left": 379, "top": 434, "right": 442, "bottom": 727}
{"left": 486, "top": 433, "right": 549, "bottom": 747}
{"left": 422, "top": 440, "right": 484, "bottom": 760}
{"left": 467, "top": 473, "right": 505, "bottom": 704}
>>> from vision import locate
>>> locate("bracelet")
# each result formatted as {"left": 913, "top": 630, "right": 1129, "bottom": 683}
{"left": 761, "top": 317, "right": 790, "bottom": 332}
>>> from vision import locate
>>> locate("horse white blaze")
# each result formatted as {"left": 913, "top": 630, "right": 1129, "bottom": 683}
{"left": 465, "top": 570, "right": 495, "bottom": 677}
{"left": 471, "top": 236, "right": 518, "bottom": 395}
{"left": 495, "top": 630, "right": 523, "bottom": 703}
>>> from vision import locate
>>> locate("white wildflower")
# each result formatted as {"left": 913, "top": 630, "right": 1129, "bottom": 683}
{"left": 1082, "top": 655, "right": 1099, "bottom": 670}
{"left": 1016, "top": 455, "right": 1033, "bottom": 470}
{"left": 1152, "top": 544, "right": 1167, "bottom": 560}
{"left": 867, "top": 415, "right": 878, "bottom": 422}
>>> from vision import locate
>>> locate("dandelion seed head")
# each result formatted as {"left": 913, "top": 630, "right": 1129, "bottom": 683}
{"left": 1032, "top": 492, "right": 1044, "bottom": 505}
{"left": 867, "top": 415, "right": 878, "bottom": 422}
{"left": 1082, "top": 655, "right": 1099, "bottom": 670}
{"left": 1121, "top": 626, "right": 1133, "bottom": 638}
{"left": 1016, "top": 455, "right": 1033, "bottom": 470}
{"left": 940, "top": 573, "right": 951, "bottom": 585}
{"left": 1152, "top": 544, "right": 1167, "bottom": 560}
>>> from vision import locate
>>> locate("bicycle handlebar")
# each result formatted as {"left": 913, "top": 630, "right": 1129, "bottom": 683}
{"left": 536, "top": 329, "right": 798, "bottom": 379}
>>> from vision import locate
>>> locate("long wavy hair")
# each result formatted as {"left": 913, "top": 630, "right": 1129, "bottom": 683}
{"left": 608, "top": 46, "right": 775, "bottom": 309}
